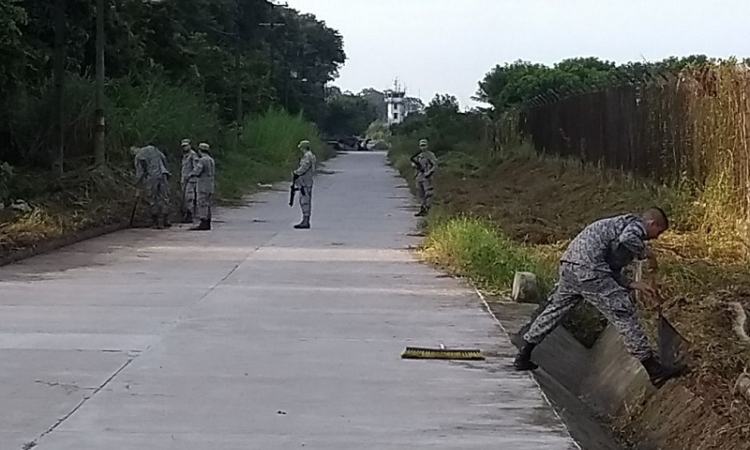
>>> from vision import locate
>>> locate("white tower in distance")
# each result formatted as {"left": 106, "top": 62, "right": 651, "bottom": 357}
{"left": 385, "top": 79, "right": 407, "bottom": 126}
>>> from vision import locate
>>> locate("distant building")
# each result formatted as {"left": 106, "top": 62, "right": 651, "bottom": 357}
{"left": 385, "top": 80, "right": 424, "bottom": 125}
{"left": 385, "top": 81, "right": 406, "bottom": 125}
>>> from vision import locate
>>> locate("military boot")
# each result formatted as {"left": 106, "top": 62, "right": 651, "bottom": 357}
{"left": 294, "top": 216, "right": 310, "bottom": 229}
{"left": 163, "top": 214, "right": 172, "bottom": 228}
{"left": 513, "top": 341, "right": 538, "bottom": 371}
{"left": 415, "top": 206, "right": 427, "bottom": 217}
{"left": 641, "top": 355, "right": 686, "bottom": 388}
{"left": 181, "top": 211, "right": 193, "bottom": 224}
{"left": 189, "top": 219, "right": 211, "bottom": 231}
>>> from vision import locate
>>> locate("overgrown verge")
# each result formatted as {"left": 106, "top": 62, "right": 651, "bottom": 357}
{"left": 389, "top": 136, "right": 750, "bottom": 449}
{"left": 421, "top": 214, "right": 555, "bottom": 294}
{"left": 218, "top": 108, "right": 331, "bottom": 203}
{"left": 0, "top": 78, "right": 330, "bottom": 257}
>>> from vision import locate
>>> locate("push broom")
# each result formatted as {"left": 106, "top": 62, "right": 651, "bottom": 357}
{"left": 401, "top": 343, "right": 485, "bottom": 361}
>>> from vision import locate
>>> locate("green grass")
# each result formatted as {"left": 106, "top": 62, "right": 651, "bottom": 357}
{"left": 422, "top": 214, "right": 555, "bottom": 296}
{"left": 107, "top": 78, "right": 224, "bottom": 165}
{"left": 421, "top": 212, "right": 608, "bottom": 347}
{"left": 216, "top": 108, "right": 332, "bottom": 202}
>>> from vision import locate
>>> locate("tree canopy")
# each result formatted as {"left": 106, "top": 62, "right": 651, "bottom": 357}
{"left": 321, "top": 93, "right": 378, "bottom": 138}
{"left": 0, "top": 0, "right": 346, "bottom": 166}
{"left": 475, "top": 55, "right": 715, "bottom": 111}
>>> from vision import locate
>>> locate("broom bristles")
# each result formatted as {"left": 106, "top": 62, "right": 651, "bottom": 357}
{"left": 401, "top": 347, "right": 485, "bottom": 360}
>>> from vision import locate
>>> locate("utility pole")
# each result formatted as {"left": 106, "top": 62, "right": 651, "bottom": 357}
{"left": 53, "top": 0, "right": 66, "bottom": 176}
{"left": 94, "top": 0, "right": 106, "bottom": 166}
{"left": 284, "top": 56, "right": 289, "bottom": 111}
{"left": 235, "top": 0, "right": 242, "bottom": 139}
{"left": 259, "top": 21, "right": 285, "bottom": 108}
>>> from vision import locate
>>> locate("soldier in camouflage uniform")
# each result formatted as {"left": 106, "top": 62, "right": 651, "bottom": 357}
{"left": 292, "top": 140, "right": 316, "bottom": 229}
{"left": 411, "top": 139, "right": 438, "bottom": 217}
{"left": 513, "top": 208, "right": 685, "bottom": 388}
{"left": 132, "top": 145, "right": 171, "bottom": 229}
{"left": 180, "top": 139, "right": 199, "bottom": 224}
{"left": 188, "top": 142, "right": 215, "bottom": 231}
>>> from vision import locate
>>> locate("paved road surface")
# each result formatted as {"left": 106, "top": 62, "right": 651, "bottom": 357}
{"left": 0, "top": 151, "right": 578, "bottom": 449}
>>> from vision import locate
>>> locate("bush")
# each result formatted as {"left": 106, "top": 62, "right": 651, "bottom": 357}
{"left": 107, "top": 77, "right": 225, "bottom": 167}
{"left": 217, "top": 108, "right": 330, "bottom": 201}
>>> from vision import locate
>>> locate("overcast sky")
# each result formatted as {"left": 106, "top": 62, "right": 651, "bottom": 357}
{"left": 283, "top": 0, "right": 750, "bottom": 109}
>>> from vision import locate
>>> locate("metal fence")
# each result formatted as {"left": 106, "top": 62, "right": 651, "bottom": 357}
{"left": 515, "top": 67, "right": 750, "bottom": 205}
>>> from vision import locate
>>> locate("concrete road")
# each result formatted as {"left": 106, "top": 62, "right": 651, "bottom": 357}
{"left": 0, "top": 151, "right": 578, "bottom": 449}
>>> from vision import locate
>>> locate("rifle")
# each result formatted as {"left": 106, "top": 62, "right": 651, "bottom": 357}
{"left": 289, "top": 174, "right": 300, "bottom": 207}
{"left": 410, "top": 152, "right": 423, "bottom": 173}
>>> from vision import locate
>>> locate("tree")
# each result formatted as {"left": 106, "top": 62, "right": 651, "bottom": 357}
{"left": 263, "top": 7, "right": 345, "bottom": 123}
{"left": 93, "top": 0, "right": 105, "bottom": 165}
{"left": 475, "top": 58, "right": 617, "bottom": 110}
{"left": 0, "top": 0, "right": 28, "bottom": 92}
{"left": 405, "top": 96, "right": 425, "bottom": 115}
{"left": 358, "top": 88, "right": 387, "bottom": 121}
{"left": 390, "top": 93, "right": 484, "bottom": 155}
{"left": 321, "top": 94, "right": 377, "bottom": 138}
{"left": 475, "top": 55, "right": 715, "bottom": 112}
{"left": 53, "top": 0, "right": 65, "bottom": 174}
{"left": 426, "top": 94, "right": 459, "bottom": 116}
{"left": 0, "top": 0, "right": 347, "bottom": 167}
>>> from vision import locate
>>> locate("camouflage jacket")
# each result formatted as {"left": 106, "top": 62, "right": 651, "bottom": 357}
{"left": 412, "top": 150, "right": 438, "bottom": 182}
{"left": 181, "top": 149, "right": 199, "bottom": 186}
{"left": 560, "top": 214, "right": 648, "bottom": 287}
{"left": 189, "top": 153, "right": 215, "bottom": 195}
{"left": 294, "top": 150, "right": 317, "bottom": 187}
{"left": 134, "top": 145, "right": 169, "bottom": 183}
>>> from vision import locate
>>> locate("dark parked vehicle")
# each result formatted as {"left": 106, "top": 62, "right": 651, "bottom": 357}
{"left": 326, "top": 136, "right": 371, "bottom": 152}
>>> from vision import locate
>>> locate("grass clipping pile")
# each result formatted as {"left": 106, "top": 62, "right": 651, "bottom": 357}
{"left": 0, "top": 166, "right": 134, "bottom": 255}
{"left": 428, "top": 153, "right": 750, "bottom": 449}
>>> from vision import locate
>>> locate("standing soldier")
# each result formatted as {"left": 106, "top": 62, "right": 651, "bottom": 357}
{"left": 131, "top": 144, "right": 171, "bottom": 229}
{"left": 513, "top": 208, "right": 686, "bottom": 388}
{"left": 180, "top": 139, "right": 199, "bottom": 224}
{"left": 292, "top": 140, "right": 316, "bottom": 229}
{"left": 188, "top": 142, "right": 216, "bottom": 231}
{"left": 411, "top": 139, "right": 438, "bottom": 217}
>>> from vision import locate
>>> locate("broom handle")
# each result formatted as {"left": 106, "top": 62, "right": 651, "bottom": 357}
{"left": 648, "top": 258, "right": 664, "bottom": 315}
{"left": 636, "top": 259, "right": 663, "bottom": 314}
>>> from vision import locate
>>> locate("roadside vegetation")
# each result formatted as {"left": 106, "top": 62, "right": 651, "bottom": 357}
{"left": 0, "top": 1, "right": 340, "bottom": 254}
{"left": 389, "top": 56, "right": 750, "bottom": 449}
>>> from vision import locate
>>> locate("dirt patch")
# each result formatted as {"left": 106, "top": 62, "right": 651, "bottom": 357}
{"left": 631, "top": 288, "right": 750, "bottom": 448}
{"left": 615, "top": 382, "right": 749, "bottom": 450}
{"left": 437, "top": 157, "right": 663, "bottom": 243}
{"left": 0, "top": 166, "right": 155, "bottom": 262}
